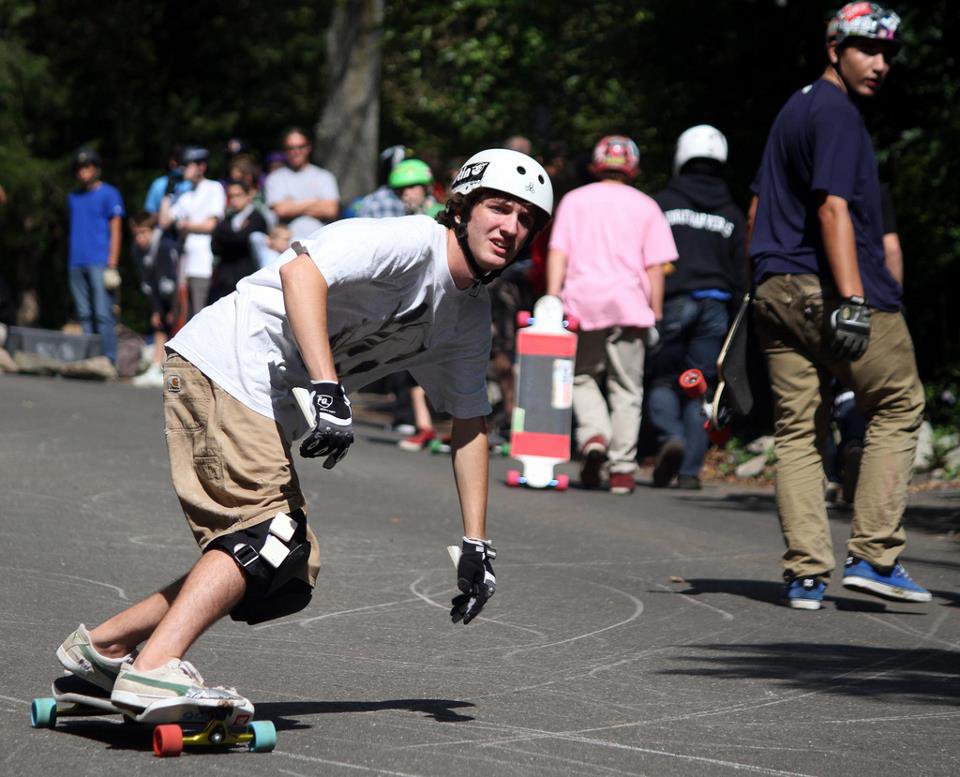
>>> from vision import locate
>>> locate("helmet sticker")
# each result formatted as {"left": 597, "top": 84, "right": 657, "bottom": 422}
{"left": 452, "top": 161, "right": 489, "bottom": 190}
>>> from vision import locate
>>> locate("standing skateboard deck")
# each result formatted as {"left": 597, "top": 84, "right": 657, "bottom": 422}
{"left": 31, "top": 674, "right": 276, "bottom": 757}
{"left": 711, "top": 292, "right": 754, "bottom": 428}
{"left": 506, "top": 295, "right": 576, "bottom": 490}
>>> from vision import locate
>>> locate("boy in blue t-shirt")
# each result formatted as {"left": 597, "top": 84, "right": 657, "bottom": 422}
{"left": 67, "top": 148, "right": 125, "bottom": 365}
{"left": 748, "top": 3, "right": 930, "bottom": 610}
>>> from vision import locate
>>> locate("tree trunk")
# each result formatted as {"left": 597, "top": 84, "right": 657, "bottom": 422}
{"left": 314, "top": 0, "right": 384, "bottom": 205}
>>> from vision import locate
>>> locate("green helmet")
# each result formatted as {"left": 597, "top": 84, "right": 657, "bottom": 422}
{"left": 389, "top": 159, "right": 433, "bottom": 189}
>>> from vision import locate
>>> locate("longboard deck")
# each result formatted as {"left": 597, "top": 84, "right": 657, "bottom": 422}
{"left": 711, "top": 293, "right": 754, "bottom": 425}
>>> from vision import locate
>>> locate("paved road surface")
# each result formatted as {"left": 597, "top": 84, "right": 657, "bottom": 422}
{"left": 2, "top": 373, "right": 958, "bottom": 776}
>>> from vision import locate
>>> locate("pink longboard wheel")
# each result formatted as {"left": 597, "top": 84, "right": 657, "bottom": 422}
{"left": 563, "top": 314, "right": 579, "bottom": 332}
{"left": 506, "top": 469, "right": 522, "bottom": 487}
{"left": 679, "top": 369, "right": 706, "bottom": 398}
{"left": 516, "top": 311, "right": 532, "bottom": 328}
{"left": 554, "top": 474, "right": 569, "bottom": 491}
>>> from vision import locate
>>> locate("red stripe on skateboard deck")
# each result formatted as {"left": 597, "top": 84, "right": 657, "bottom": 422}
{"left": 511, "top": 431, "right": 569, "bottom": 458}
{"left": 517, "top": 331, "right": 577, "bottom": 358}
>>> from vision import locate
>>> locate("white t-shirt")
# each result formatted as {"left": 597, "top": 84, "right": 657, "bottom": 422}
{"left": 264, "top": 164, "right": 340, "bottom": 239}
{"left": 168, "top": 216, "right": 492, "bottom": 441}
{"left": 170, "top": 178, "right": 226, "bottom": 279}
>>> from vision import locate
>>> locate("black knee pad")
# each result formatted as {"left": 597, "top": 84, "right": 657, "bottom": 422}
{"left": 205, "top": 509, "right": 314, "bottom": 625}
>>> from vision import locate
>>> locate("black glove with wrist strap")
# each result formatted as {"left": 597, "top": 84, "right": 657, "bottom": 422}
{"left": 299, "top": 381, "right": 353, "bottom": 469}
{"left": 450, "top": 537, "right": 497, "bottom": 625}
{"left": 828, "top": 295, "right": 871, "bottom": 361}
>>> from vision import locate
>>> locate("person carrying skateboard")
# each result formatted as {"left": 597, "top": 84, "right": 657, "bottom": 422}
{"left": 546, "top": 135, "right": 677, "bottom": 494}
{"left": 648, "top": 125, "right": 748, "bottom": 490}
{"left": 748, "top": 3, "right": 930, "bottom": 610}
{"left": 54, "top": 148, "right": 553, "bottom": 712}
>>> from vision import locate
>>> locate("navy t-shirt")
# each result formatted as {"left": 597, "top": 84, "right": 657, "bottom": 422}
{"left": 67, "top": 182, "right": 125, "bottom": 268}
{"left": 750, "top": 79, "right": 900, "bottom": 310}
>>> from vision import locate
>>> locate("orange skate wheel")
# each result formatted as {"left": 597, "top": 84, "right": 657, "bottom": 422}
{"left": 153, "top": 724, "right": 184, "bottom": 757}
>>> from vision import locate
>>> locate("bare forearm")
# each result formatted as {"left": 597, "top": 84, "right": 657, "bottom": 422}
{"left": 273, "top": 198, "right": 338, "bottom": 222}
{"left": 158, "top": 196, "right": 174, "bottom": 230}
{"left": 546, "top": 248, "right": 567, "bottom": 297}
{"left": 279, "top": 253, "right": 337, "bottom": 381}
{"left": 108, "top": 217, "right": 122, "bottom": 268}
{"left": 180, "top": 217, "right": 218, "bottom": 235}
{"left": 647, "top": 263, "right": 664, "bottom": 319}
{"left": 883, "top": 233, "right": 903, "bottom": 286}
{"left": 818, "top": 194, "right": 863, "bottom": 298}
{"left": 451, "top": 416, "right": 489, "bottom": 540}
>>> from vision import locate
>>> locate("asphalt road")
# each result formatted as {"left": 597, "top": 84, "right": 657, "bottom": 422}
{"left": 2, "top": 373, "right": 958, "bottom": 776}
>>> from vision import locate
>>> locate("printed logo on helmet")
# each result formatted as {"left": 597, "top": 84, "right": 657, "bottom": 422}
{"left": 452, "top": 161, "right": 490, "bottom": 190}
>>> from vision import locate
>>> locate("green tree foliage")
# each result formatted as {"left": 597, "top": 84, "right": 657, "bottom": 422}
{"left": 1, "top": 1, "right": 957, "bottom": 378}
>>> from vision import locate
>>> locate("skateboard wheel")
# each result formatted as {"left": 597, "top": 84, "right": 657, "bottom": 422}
{"left": 427, "top": 438, "right": 442, "bottom": 453}
{"left": 679, "top": 369, "right": 707, "bottom": 397}
{"left": 247, "top": 720, "right": 277, "bottom": 752}
{"left": 30, "top": 697, "right": 57, "bottom": 728}
{"left": 563, "top": 314, "right": 579, "bottom": 332}
{"left": 516, "top": 311, "right": 532, "bottom": 328}
{"left": 555, "top": 474, "right": 569, "bottom": 491}
{"left": 506, "top": 469, "right": 521, "bottom": 487}
{"left": 499, "top": 442, "right": 510, "bottom": 457}
{"left": 153, "top": 723, "right": 184, "bottom": 757}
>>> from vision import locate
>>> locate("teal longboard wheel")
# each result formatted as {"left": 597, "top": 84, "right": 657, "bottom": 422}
{"left": 247, "top": 720, "right": 277, "bottom": 752}
{"left": 31, "top": 697, "right": 57, "bottom": 728}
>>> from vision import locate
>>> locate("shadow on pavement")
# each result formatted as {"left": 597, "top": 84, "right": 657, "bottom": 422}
{"left": 38, "top": 697, "right": 474, "bottom": 752}
{"left": 257, "top": 698, "right": 475, "bottom": 725}
{"left": 659, "top": 642, "right": 960, "bottom": 704}
{"left": 672, "top": 578, "right": 928, "bottom": 614}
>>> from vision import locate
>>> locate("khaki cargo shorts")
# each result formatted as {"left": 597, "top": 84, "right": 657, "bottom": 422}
{"left": 163, "top": 352, "right": 319, "bottom": 586}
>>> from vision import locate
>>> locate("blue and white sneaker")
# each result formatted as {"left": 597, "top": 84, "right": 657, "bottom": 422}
{"left": 842, "top": 556, "right": 932, "bottom": 602}
{"left": 782, "top": 577, "right": 827, "bottom": 610}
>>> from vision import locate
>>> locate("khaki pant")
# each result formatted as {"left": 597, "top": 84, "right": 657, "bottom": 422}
{"left": 163, "top": 353, "right": 320, "bottom": 587}
{"left": 753, "top": 275, "right": 924, "bottom": 580}
{"left": 573, "top": 326, "right": 646, "bottom": 474}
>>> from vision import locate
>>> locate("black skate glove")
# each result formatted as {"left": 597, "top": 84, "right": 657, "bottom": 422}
{"left": 300, "top": 380, "right": 354, "bottom": 469}
{"left": 829, "top": 296, "right": 871, "bottom": 361}
{"left": 450, "top": 538, "right": 497, "bottom": 625}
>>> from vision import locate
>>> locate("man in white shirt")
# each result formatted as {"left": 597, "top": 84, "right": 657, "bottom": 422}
{"left": 159, "top": 147, "right": 226, "bottom": 318}
{"left": 53, "top": 150, "right": 554, "bottom": 715}
{"left": 264, "top": 128, "right": 340, "bottom": 238}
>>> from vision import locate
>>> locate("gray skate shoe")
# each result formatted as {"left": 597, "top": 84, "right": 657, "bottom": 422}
{"left": 56, "top": 624, "right": 136, "bottom": 692}
{"left": 111, "top": 659, "right": 251, "bottom": 714}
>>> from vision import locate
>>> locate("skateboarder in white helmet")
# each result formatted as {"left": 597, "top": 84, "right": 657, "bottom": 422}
{"left": 748, "top": 4, "right": 930, "bottom": 610}
{"left": 53, "top": 148, "right": 552, "bottom": 715}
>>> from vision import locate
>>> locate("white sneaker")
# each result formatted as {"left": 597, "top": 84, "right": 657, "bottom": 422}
{"left": 56, "top": 624, "right": 136, "bottom": 692}
{"left": 131, "top": 361, "right": 164, "bottom": 387}
{"left": 111, "top": 659, "right": 249, "bottom": 712}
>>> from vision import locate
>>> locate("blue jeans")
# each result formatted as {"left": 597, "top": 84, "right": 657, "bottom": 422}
{"left": 68, "top": 265, "right": 116, "bottom": 363}
{"left": 647, "top": 296, "right": 729, "bottom": 477}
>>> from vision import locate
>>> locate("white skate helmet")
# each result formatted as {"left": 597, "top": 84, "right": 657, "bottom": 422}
{"left": 450, "top": 148, "right": 553, "bottom": 219}
{"left": 674, "top": 125, "right": 728, "bottom": 174}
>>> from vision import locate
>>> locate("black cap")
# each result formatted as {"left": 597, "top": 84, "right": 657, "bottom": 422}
{"left": 73, "top": 147, "right": 102, "bottom": 169}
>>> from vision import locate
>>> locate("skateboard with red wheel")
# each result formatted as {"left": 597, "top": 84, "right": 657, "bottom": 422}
{"left": 506, "top": 295, "right": 576, "bottom": 491}
{"left": 677, "top": 293, "right": 753, "bottom": 446}
{"left": 30, "top": 674, "right": 276, "bottom": 757}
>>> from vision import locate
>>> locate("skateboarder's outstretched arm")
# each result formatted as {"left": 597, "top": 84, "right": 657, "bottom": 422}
{"left": 281, "top": 248, "right": 354, "bottom": 468}
{"left": 448, "top": 416, "right": 497, "bottom": 625}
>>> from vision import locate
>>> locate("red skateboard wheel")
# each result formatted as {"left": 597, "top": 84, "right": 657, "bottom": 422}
{"left": 563, "top": 314, "right": 579, "bottom": 332}
{"left": 153, "top": 723, "right": 184, "bottom": 757}
{"left": 516, "top": 311, "right": 532, "bottom": 328}
{"left": 554, "top": 474, "right": 569, "bottom": 491}
{"left": 679, "top": 369, "right": 706, "bottom": 397}
{"left": 506, "top": 469, "right": 522, "bottom": 487}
